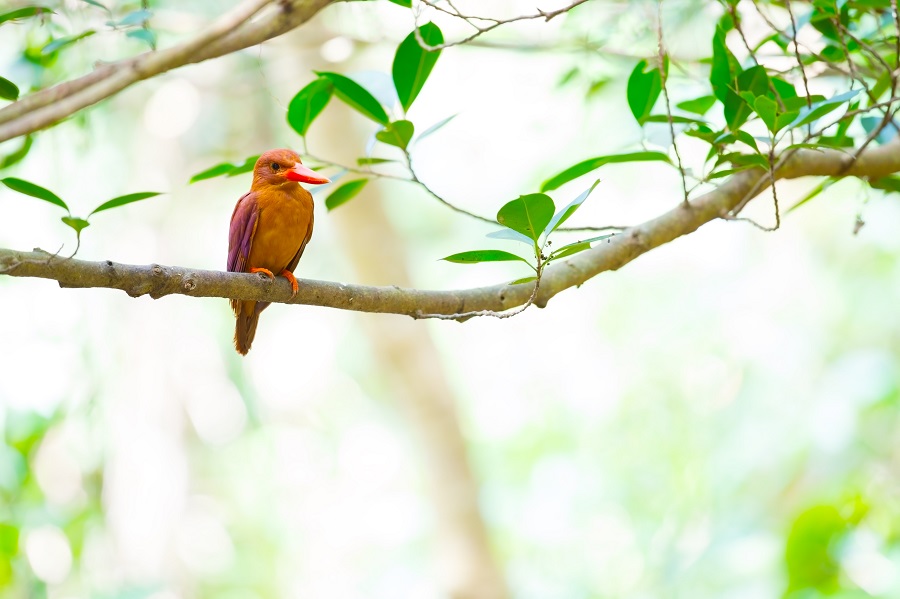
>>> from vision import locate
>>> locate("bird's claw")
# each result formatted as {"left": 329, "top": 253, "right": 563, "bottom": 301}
{"left": 250, "top": 267, "right": 275, "bottom": 279}
{"left": 280, "top": 269, "right": 299, "bottom": 298}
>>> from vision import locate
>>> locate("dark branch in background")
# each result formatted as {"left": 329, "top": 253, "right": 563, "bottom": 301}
{"left": 0, "top": 0, "right": 339, "bottom": 143}
{"left": 412, "top": 0, "right": 592, "bottom": 51}
{"left": 4, "top": 139, "right": 899, "bottom": 319}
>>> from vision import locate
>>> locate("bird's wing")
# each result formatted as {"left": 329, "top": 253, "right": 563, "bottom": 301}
{"left": 285, "top": 211, "right": 314, "bottom": 273}
{"left": 228, "top": 191, "right": 260, "bottom": 273}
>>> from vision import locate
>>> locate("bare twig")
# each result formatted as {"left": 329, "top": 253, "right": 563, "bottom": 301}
{"left": 412, "top": 0, "right": 592, "bottom": 51}
{"left": 656, "top": 0, "right": 688, "bottom": 205}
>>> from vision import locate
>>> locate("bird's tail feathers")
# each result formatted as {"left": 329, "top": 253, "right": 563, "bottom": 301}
{"left": 234, "top": 301, "right": 263, "bottom": 355}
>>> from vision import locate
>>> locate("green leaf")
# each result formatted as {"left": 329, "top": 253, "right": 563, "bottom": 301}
{"left": 643, "top": 114, "right": 708, "bottom": 125}
{"left": 541, "top": 151, "right": 671, "bottom": 192}
{"left": 81, "top": 0, "right": 111, "bottom": 14}
{"left": 0, "top": 7, "right": 54, "bottom": 26}
{"left": 676, "top": 95, "right": 717, "bottom": 115}
{"left": 225, "top": 155, "right": 260, "bottom": 177}
{"left": 754, "top": 96, "right": 778, "bottom": 133}
{"left": 627, "top": 59, "right": 662, "bottom": 124}
{"left": 357, "top": 157, "right": 397, "bottom": 166}
{"left": 442, "top": 250, "right": 530, "bottom": 264}
{"left": 287, "top": 77, "right": 333, "bottom": 136}
{"left": 61, "top": 216, "right": 90, "bottom": 234}
{"left": 549, "top": 233, "right": 616, "bottom": 260}
{"left": 788, "top": 90, "right": 860, "bottom": 129}
{"left": 325, "top": 178, "right": 368, "bottom": 211}
{"left": 42, "top": 30, "right": 95, "bottom": 56}
{"left": 189, "top": 162, "right": 234, "bottom": 183}
{"left": 497, "top": 193, "right": 555, "bottom": 243}
{"left": 107, "top": 9, "right": 152, "bottom": 27}
{"left": 90, "top": 191, "right": 161, "bottom": 216}
{"left": 508, "top": 276, "right": 537, "bottom": 285}
{"left": 0, "top": 524, "right": 18, "bottom": 556}
{"left": 867, "top": 176, "right": 900, "bottom": 193}
{"left": 316, "top": 71, "right": 389, "bottom": 125}
{"left": 544, "top": 179, "right": 600, "bottom": 236}
{"left": 126, "top": 28, "right": 156, "bottom": 49}
{"left": 0, "top": 76, "right": 18, "bottom": 101}
{"left": 771, "top": 76, "right": 797, "bottom": 99}
{"left": 710, "top": 27, "right": 740, "bottom": 102}
{"left": 375, "top": 120, "right": 414, "bottom": 149}
{"left": 387, "top": 0, "right": 412, "bottom": 6}
{"left": 392, "top": 22, "right": 444, "bottom": 112}
{"left": 415, "top": 113, "right": 457, "bottom": 144}
{"left": 1, "top": 177, "right": 68, "bottom": 210}
{"left": 486, "top": 228, "right": 533, "bottom": 246}
{"left": 724, "top": 65, "right": 769, "bottom": 131}
{"left": 0, "top": 135, "right": 33, "bottom": 170}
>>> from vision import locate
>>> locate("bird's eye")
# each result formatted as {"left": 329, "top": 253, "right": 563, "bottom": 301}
{"left": 271, "top": 163, "right": 281, "bottom": 172}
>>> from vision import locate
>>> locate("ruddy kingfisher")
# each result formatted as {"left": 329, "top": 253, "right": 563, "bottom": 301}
{"left": 227, "top": 149, "right": 330, "bottom": 354}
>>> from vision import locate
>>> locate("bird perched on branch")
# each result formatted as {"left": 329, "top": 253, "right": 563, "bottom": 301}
{"left": 227, "top": 149, "right": 330, "bottom": 355}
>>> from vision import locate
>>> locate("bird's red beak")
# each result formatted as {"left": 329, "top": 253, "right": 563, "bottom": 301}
{"left": 285, "top": 162, "right": 330, "bottom": 184}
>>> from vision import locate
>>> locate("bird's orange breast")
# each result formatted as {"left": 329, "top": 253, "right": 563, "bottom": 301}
{"left": 247, "top": 185, "right": 314, "bottom": 273}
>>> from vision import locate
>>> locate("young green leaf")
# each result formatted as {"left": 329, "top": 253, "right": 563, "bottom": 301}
{"left": 867, "top": 176, "right": 900, "bottom": 193}
{"left": 90, "top": 191, "right": 162, "bottom": 216}
{"left": 392, "top": 22, "right": 444, "bottom": 112}
{"left": 387, "top": 0, "right": 412, "bottom": 6}
{"left": 415, "top": 113, "right": 457, "bottom": 145}
{"left": 544, "top": 179, "right": 600, "bottom": 236}
{"left": 0, "top": 76, "right": 18, "bottom": 101}
{"left": 375, "top": 120, "right": 414, "bottom": 149}
{"left": 112, "top": 9, "right": 152, "bottom": 27}
{"left": 788, "top": 90, "right": 860, "bottom": 129}
{"left": 486, "top": 228, "right": 534, "bottom": 246}
{"left": 676, "top": 96, "right": 717, "bottom": 115}
{"left": 357, "top": 157, "right": 397, "bottom": 166}
{"left": 497, "top": 194, "right": 555, "bottom": 243}
{"left": 61, "top": 216, "right": 90, "bottom": 234}
{"left": 126, "top": 28, "right": 156, "bottom": 49}
{"left": 325, "top": 178, "right": 368, "bottom": 211}
{"left": 316, "top": 71, "right": 389, "bottom": 125}
{"left": 287, "top": 78, "right": 333, "bottom": 136}
{"left": 1, "top": 177, "right": 68, "bottom": 211}
{"left": 541, "top": 151, "right": 671, "bottom": 192}
{"left": 710, "top": 27, "right": 741, "bottom": 102}
{"left": 42, "top": 30, "right": 95, "bottom": 56}
{"left": 80, "top": 0, "right": 111, "bottom": 15}
{"left": 626, "top": 59, "right": 662, "bottom": 124}
{"left": 190, "top": 162, "right": 235, "bottom": 183}
{"left": 225, "top": 155, "right": 260, "bottom": 177}
{"left": 442, "top": 250, "right": 530, "bottom": 264}
{"left": 508, "top": 276, "right": 537, "bottom": 285}
{"left": 0, "top": 135, "right": 32, "bottom": 169}
{"left": 549, "top": 233, "right": 616, "bottom": 260}
{"left": 0, "top": 7, "right": 54, "bottom": 26}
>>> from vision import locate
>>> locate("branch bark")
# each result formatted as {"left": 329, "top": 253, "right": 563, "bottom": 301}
{"left": 3, "top": 140, "right": 898, "bottom": 318}
{"left": 0, "top": 0, "right": 338, "bottom": 143}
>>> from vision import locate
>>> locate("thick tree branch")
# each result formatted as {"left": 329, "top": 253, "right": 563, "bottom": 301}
{"left": 3, "top": 140, "right": 898, "bottom": 318}
{"left": 0, "top": 0, "right": 338, "bottom": 143}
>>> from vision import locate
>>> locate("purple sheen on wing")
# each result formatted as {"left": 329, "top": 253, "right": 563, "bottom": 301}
{"left": 227, "top": 192, "right": 259, "bottom": 273}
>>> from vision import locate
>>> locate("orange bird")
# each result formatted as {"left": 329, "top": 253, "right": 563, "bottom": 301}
{"left": 227, "top": 149, "right": 330, "bottom": 355}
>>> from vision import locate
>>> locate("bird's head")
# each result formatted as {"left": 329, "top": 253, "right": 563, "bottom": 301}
{"left": 253, "top": 149, "right": 331, "bottom": 187}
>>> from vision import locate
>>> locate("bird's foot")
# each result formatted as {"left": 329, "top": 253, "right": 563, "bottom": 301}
{"left": 250, "top": 267, "right": 275, "bottom": 279}
{"left": 280, "top": 269, "right": 299, "bottom": 298}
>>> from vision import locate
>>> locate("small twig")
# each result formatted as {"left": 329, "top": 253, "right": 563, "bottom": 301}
{"left": 416, "top": 248, "right": 545, "bottom": 320}
{"left": 656, "top": 0, "right": 688, "bottom": 205}
{"left": 412, "top": 0, "right": 592, "bottom": 51}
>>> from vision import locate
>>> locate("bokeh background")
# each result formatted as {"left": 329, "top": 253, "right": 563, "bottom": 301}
{"left": 2, "top": 1, "right": 900, "bottom": 598}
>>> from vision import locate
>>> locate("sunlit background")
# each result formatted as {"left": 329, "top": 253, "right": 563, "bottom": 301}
{"left": 2, "top": 0, "right": 900, "bottom": 598}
